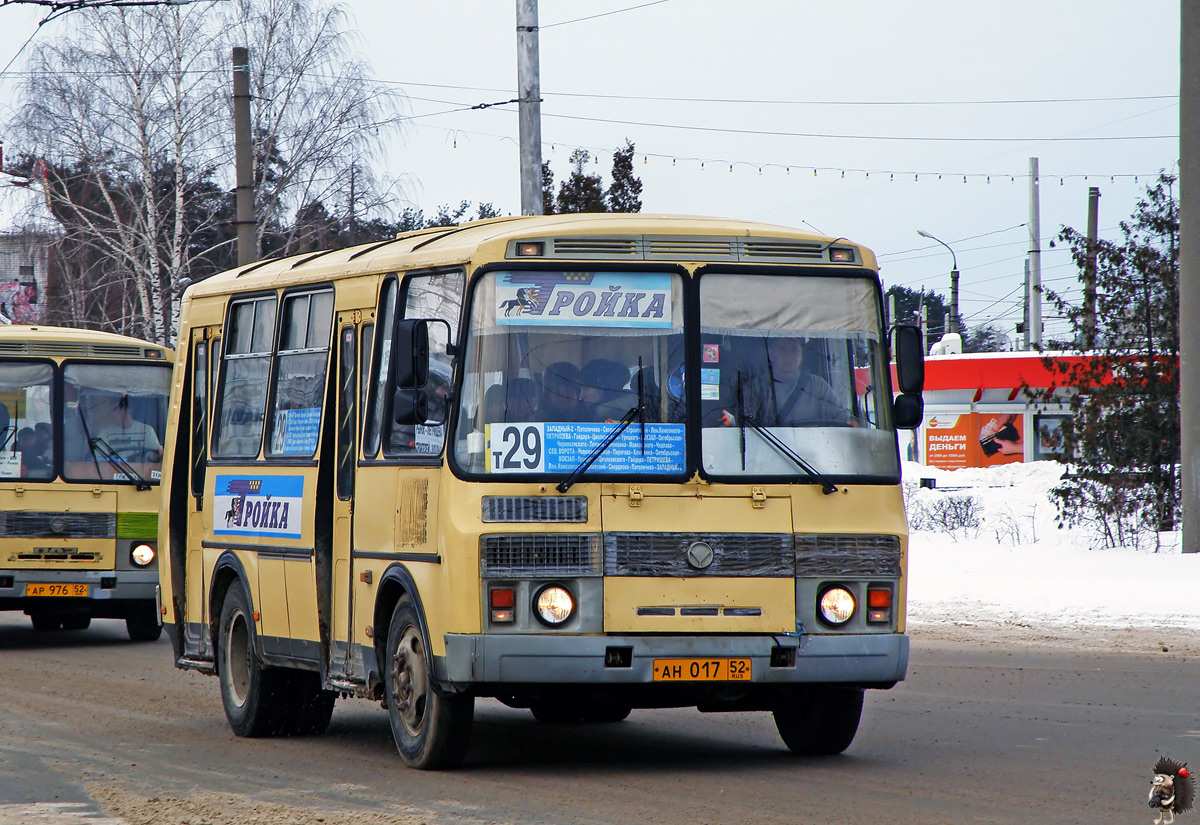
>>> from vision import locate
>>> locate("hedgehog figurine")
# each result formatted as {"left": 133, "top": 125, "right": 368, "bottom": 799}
{"left": 1150, "top": 756, "right": 1195, "bottom": 825}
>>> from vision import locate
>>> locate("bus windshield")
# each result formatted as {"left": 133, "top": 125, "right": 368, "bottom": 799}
{"left": 454, "top": 270, "right": 686, "bottom": 478}
{"left": 63, "top": 362, "right": 172, "bottom": 484}
{"left": 0, "top": 361, "right": 54, "bottom": 480}
{"left": 698, "top": 273, "right": 897, "bottom": 479}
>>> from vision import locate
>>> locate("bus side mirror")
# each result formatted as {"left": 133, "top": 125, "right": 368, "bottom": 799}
{"left": 393, "top": 319, "right": 430, "bottom": 389}
{"left": 391, "top": 317, "right": 451, "bottom": 427}
{"left": 893, "top": 324, "right": 924, "bottom": 395}
{"left": 393, "top": 387, "right": 428, "bottom": 427}
{"left": 893, "top": 392, "right": 923, "bottom": 430}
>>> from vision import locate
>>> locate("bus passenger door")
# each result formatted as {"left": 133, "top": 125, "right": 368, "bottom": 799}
{"left": 329, "top": 320, "right": 359, "bottom": 680}
{"left": 183, "top": 332, "right": 212, "bottom": 657}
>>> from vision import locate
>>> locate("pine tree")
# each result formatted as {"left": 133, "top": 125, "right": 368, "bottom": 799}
{"left": 1037, "top": 172, "right": 1179, "bottom": 548}
{"left": 606, "top": 139, "right": 643, "bottom": 213}
{"left": 555, "top": 150, "right": 607, "bottom": 213}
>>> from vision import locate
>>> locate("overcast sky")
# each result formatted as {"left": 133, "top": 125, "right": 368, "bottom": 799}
{"left": 0, "top": 1, "right": 1180, "bottom": 344}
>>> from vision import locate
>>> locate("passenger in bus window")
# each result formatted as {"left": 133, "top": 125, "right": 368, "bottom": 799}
{"left": 538, "top": 362, "right": 587, "bottom": 422}
{"left": 481, "top": 378, "right": 538, "bottom": 426}
{"left": 0, "top": 402, "right": 10, "bottom": 449}
{"left": 17, "top": 425, "right": 51, "bottom": 475}
{"left": 580, "top": 359, "right": 633, "bottom": 423}
{"left": 97, "top": 395, "right": 163, "bottom": 462}
{"left": 722, "top": 337, "right": 856, "bottom": 428}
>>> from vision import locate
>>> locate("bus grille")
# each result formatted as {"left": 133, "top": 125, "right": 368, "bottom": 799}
{"left": 480, "top": 534, "right": 602, "bottom": 578}
{"left": 0, "top": 512, "right": 116, "bottom": 539}
{"left": 604, "top": 532, "right": 794, "bottom": 577}
{"left": 481, "top": 495, "right": 588, "bottom": 523}
{"left": 794, "top": 534, "right": 901, "bottom": 577}
{"left": 0, "top": 341, "right": 147, "bottom": 358}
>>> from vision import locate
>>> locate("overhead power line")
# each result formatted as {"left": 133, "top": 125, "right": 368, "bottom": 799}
{"left": 541, "top": 0, "right": 672, "bottom": 29}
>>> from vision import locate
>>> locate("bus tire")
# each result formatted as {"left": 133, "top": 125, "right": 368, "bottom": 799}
{"left": 29, "top": 611, "right": 62, "bottom": 632}
{"left": 773, "top": 686, "right": 863, "bottom": 756}
{"left": 218, "top": 582, "right": 289, "bottom": 737}
{"left": 384, "top": 596, "right": 473, "bottom": 769}
{"left": 286, "top": 670, "right": 336, "bottom": 736}
{"left": 61, "top": 613, "right": 91, "bottom": 631}
{"left": 125, "top": 603, "right": 162, "bottom": 641}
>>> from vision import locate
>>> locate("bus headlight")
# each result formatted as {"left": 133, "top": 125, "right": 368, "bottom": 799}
{"left": 130, "top": 543, "right": 156, "bottom": 567}
{"left": 818, "top": 586, "right": 855, "bottom": 625}
{"left": 533, "top": 584, "right": 574, "bottom": 626}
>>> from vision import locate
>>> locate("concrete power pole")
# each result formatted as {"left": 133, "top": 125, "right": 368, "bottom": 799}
{"left": 516, "top": 0, "right": 544, "bottom": 216}
{"left": 232, "top": 47, "right": 257, "bottom": 266}
{"left": 1083, "top": 187, "right": 1100, "bottom": 349}
{"left": 1181, "top": 0, "right": 1199, "bottom": 552}
{"left": 1028, "top": 157, "right": 1043, "bottom": 348}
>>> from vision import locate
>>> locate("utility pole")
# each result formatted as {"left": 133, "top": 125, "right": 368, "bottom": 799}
{"left": 1083, "top": 187, "right": 1100, "bottom": 349}
{"left": 516, "top": 0, "right": 544, "bottom": 215}
{"left": 1181, "top": 0, "right": 1199, "bottom": 552}
{"left": 232, "top": 47, "right": 257, "bottom": 266}
{"left": 1022, "top": 259, "right": 1031, "bottom": 351}
{"left": 1028, "top": 157, "right": 1043, "bottom": 348}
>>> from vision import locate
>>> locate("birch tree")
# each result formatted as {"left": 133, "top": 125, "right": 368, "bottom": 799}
{"left": 10, "top": 0, "right": 401, "bottom": 345}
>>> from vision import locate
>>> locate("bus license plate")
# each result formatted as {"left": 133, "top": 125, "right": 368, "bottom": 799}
{"left": 652, "top": 658, "right": 751, "bottom": 681}
{"left": 25, "top": 583, "right": 89, "bottom": 598}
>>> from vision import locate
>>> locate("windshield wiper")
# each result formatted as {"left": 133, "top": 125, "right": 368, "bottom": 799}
{"left": 733, "top": 371, "right": 837, "bottom": 495}
{"left": 556, "top": 403, "right": 643, "bottom": 494}
{"left": 88, "top": 437, "right": 151, "bottom": 491}
{"left": 740, "top": 413, "right": 839, "bottom": 495}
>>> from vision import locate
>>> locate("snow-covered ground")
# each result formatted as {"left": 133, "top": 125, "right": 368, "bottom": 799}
{"left": 902, "top": 460, "right": 1200, "bottom": 651}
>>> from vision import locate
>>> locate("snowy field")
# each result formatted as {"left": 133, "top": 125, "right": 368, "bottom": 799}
{"left": 902, "top": 460, "right": 1200, "bottom": 652}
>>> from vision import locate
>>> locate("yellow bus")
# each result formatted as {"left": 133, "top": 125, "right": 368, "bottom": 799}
{"left": 160, "top": 214, "right": 924, "bottom": 768}
{"left": 0, "top": 325, "right": 172, "bottom": 641}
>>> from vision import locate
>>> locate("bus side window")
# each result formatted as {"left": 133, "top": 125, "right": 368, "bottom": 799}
{"left": 359, "top": 322, "right": 373, "bottom": 444}
{"left": 364, "top": 279, "right": 397, "bottom": 459}
{"left": 214, "top": 296, "right": 276, "bottom": 458}
{"left": 190, "top": 340, "right": 208, "bottom": 501}
{"left": 266, "top": 289, "right": 334, "bottom": 458}
{"left": 384, "top": 270, "right": 464, "bottom": 457}
{"left": 336, "top": 325, "right": 356, "bottom": 500}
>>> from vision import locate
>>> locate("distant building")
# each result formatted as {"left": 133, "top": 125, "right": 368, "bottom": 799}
{"left": 910, "top": 347, "right": 1084, "bottom": 469}
{"left": 0, "top": 172, "right": 60, "bottom": 325}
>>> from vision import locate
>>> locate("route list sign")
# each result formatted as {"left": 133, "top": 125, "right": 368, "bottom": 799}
{"left": 485, "top": 421, "right": 686, "bottom": 474}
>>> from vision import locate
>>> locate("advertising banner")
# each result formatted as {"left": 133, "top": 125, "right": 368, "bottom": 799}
{"left": 924, "top": 412, "right": 1026, "bottom": 469}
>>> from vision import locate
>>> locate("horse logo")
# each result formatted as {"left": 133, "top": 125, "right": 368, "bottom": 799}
{"left": 499, "top": 287, "right": 539, "bottom": 316}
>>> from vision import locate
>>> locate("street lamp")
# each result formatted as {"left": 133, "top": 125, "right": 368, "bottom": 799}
{"left": 917, "top": 229, "right": 960, "bottom": 336}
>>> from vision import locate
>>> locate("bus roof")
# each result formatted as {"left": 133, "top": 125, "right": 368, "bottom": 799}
{"left": 185, "top": 213, "right": 879, "bottom": 299}
{"left": 0, "top": 324, "right": 172, "bottom": 358}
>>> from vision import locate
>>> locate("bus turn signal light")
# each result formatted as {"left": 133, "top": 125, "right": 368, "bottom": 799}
{"left": 867, "top": 587, "right": 892, "bottom": 623}
{"left": 490, "top": 587, "right": 516, "bottom": 623}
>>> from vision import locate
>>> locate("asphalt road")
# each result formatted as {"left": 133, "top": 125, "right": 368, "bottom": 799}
{"left": 0, "top": 612, "right": 1195, "bottom": 825}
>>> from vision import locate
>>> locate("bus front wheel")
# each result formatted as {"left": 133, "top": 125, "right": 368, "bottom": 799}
{"left": 218, "top": 582, "right": 289, "bottom": 737}
{"left": 773, "top": 686, "right": 863, "bottom": 756}
{"left": 29, "top": 611, "right": 62, "bottom": 632}
{"left": 126, "top": 602, "right": 162, "bottom": 641}
{"left": 384, "top": 597, "right": 473, "bottom": 769}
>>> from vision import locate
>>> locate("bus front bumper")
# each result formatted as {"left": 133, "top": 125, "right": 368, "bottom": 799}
{"left": 440, "top": 632, "right": 908, "bottom": 687}
{"left": 0, "top": 568, "right": 159, "bottom": 610}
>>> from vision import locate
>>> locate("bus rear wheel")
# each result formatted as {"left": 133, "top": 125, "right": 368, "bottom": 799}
{"left": 285, "top": 670, "right": 336, "bottom": 736}
{"left": 384, "top": 597, "right": 473, "bottom": 769}
{"left": 773, "top": 686, "right": 864, "bottom": 756}
{"left": 126, "top": 602, "right": 162, "bottom": 641}
{"left": 218, "top": 582, "right": 289, "bottom": 737}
